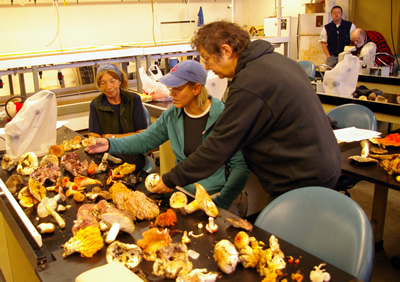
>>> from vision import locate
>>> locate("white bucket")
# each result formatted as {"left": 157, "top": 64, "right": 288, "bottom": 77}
{"left": 205, "top": 71, "right": 228, "bottom": 100}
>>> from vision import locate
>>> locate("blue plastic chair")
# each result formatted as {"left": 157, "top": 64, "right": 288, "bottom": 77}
{"left": 141, "top": 105, "right": 156, "bottom": 174}
{"left": 255, "top": 187, "right": 374, "bottom": 281}
{"left": 326, "top": 103, "right": 377, "bottom": 131}
{"left": 297, "top": 60, "right": 316, "bottom": 80}
{"left": 143, "top": 105, "right": 152, "bottom": 127}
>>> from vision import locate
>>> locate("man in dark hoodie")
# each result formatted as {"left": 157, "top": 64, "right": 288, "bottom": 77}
{"left": 153, "top": 21, "right": 341, "bottom": 204}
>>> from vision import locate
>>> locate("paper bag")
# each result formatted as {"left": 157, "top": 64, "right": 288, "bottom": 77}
{"left": 139, "top": 65, "right": 171, "bottom": 101}
{"left": 4, "top": 90, "right": 57, "bottom": 159}
{"left": 323, "top": 54, "right": 360, "bottom": 98}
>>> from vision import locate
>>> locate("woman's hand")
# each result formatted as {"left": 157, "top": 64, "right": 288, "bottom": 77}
{"left": 152, "top": 178, "right": 174, "bottom": 194}
{"left": 85, "top": 138, "right": 110, "bottom": 154}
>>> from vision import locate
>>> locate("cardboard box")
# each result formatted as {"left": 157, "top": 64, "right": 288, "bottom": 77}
{"left": 305, "top": 3, "right": 325, "bottom": 13}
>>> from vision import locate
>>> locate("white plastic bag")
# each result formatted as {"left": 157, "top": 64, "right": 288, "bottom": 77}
{"left": 139, "top": 65, "right": 171, "bottom": 101}
{"left": 360, "top": 42, "right": 377, "bottom": 68}
{"left": 323, "top": 54, "right": 360, "bottom": 98}
{"left": 205, "top": 70, "right": 228, "bottom": 100}
{"left": 4, "top": 90, "right": 57, "bottom": 159}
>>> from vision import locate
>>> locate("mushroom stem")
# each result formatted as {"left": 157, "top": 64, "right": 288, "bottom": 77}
{"left": 105, "top": 223, "right": 121, "bottom": 244}
{"left": 45, "top": 205, "right": 66, "bottom": 228}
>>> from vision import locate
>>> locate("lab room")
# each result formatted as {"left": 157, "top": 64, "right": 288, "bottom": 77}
{"left": 1, "top": 0, "right": 400, "bottom": 281}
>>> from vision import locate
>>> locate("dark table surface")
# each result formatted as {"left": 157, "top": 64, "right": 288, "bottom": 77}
{"left": 0, "top": 126, "right": 360, "bottom": 281}
{"left": 340, "top": 141, "right": 400, "bottom": 191}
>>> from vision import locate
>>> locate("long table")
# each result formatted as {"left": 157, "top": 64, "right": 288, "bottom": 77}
{"left": 0, "top": 126, "right": 360, "bottom": 281}
{"left": 340, "top": 141, "right": 400, "bottom": 251}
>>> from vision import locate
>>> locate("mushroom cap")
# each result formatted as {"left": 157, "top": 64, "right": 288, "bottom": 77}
{"left": 145, "top": 173, "right": 160, "bottom": 192}
{"left": 106, "top": 241, "right": 142, "bottom": 269}
{"left": 28, "top": 178, "right": 47, "bottom": 202}
{"left": 101, "top": 212, "right": 135, "bottom": 234}
{"left": 169, "top": 191, "right": 188, "bottom": 209}
{"left": 17, "top": 152, "right": 38, "bottom": 175}
{"left": 40, "top": 154, "right": 59, "bottom": 167}
{"left": 37, "top": 197, "right": 57, "bottom": 218}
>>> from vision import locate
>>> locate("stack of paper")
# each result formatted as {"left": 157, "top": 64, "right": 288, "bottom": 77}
{"left": 333, "top": 127, "right": 382, "bottom": 143}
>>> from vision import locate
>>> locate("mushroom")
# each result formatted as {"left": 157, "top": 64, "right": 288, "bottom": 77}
{"left": 37, "top": 223, "right": 55, "bottom": 234}
{"left": 1, "top": 154, "right": 18, "bottom": 171}
{"left": 170, "top": 191, "right": 188, "bottom": 209}
{"left": 106, "top": 153, "right": 123, "bottom": 164}
{"left": 213, "top": 239, "right": 239, "bottom": 275}
{"left": 37, "top": 197, "right": 65, "bottom": 228}
{"left": 152, "top": 243, "right": 193, "bottom": 279}
{"left": 183, "top": 183, "right": 219, "bottom": 218}
{"left": 17, "top": 152, "right": 39, "bottom": 175}
{"left": 5, "top": 174, "right": 24, "bottom": 194}
{"left": 40, "top": 154, "right": 59, "bottom": 167}
{"left": 101, "top": 210, "right": 135, "bottom": 244}
{"left": 145, "top": 173, "right": 160, "bottom": 192}
{"left": 74, "top": 176, "right": 102, "bottom": 187}
{"left": 28, "top": 178, "right": 47, "bottom": 202}
{"left": 205, "top": 217, "right": 218, "bottom": 233}
{"left": 106, "top": 241, "right": 142, "bottom": 269}
{"left": 310, "top": 263, "right": 331, "bottom": 282}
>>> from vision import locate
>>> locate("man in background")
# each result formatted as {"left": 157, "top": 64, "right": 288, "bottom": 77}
{"left": 319, "top": 5, "right": 356, "bottom": 68}
{"left": 351, "top": 28, "right": 394, "bottom": 67}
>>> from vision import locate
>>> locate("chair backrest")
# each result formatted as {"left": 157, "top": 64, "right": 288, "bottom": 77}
{"left": 143, "top": 105, "right": 151, "bottom": 127}
{"left": 326, "top": 103, "right": 378, "bottom": 131}
{"left": 254, "top": 187, "right": 374, "bottom": 281}
{"left": 297, "top": 60, "right": 316, "bottom": 80}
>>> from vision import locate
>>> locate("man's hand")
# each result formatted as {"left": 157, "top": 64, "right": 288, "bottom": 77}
{"left": 85, "top": 138, "right": 110, "bottom": 154}
{"left": 151, "top": 178, "right": 174, "bottom": 194}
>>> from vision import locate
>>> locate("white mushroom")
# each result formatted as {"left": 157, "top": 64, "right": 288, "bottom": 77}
{"left": 213, "top": 239, "right": 239, "bottom": 275}
{"left": 145, "top": 173, "right": 160, "bottom": 193}
{"left": 101, "top": 211, "right": 135, "bottom": 244}
{"left": 106, "top": 241, "right": 142, "bottom": 269}
{"left": 37, "top": 223, "right": 55, "bottom": 234}
{"left": 17, "top": 152, "right": 39, "bottom": 175}
{"left": 37, "top": 197, "right": 65, "bottom": 229}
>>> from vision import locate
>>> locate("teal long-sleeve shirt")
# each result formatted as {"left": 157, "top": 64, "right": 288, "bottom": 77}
{"left": 108, "top": 95, "right": 250, "bottom": 209}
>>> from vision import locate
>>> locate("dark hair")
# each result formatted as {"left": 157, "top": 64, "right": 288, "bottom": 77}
{"left": 331, "top": 5, "right": 343, "bottom": 13}
{"left": 191, "top": 21, "right": 250, "bottom": 59}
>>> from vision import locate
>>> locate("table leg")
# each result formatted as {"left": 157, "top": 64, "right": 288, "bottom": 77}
{"left": 371, "top": 184, "right": 388, "bottom": 251}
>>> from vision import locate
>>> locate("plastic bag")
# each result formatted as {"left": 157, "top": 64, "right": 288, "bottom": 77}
{"left": 323, "top": 54, "right": 360, "bottom": 98}
{"left": 205, "top": 70, "right": 228, "bottom": 100}
{"left": 360, "top": 42, "right": 377, "bottom": 68}
{"left": 139, "top": 65, "right": 171, "bottom": 101}
{"left": 4, "top": 90, "right": 57, "bottom": 159}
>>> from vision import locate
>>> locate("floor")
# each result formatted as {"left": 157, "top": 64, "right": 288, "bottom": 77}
{"left": 350, "top": 180, "right": 400, "bottom": 281}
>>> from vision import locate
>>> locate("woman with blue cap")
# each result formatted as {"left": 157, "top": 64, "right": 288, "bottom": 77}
{"left": 87, "top": 60, "right": 250, "bottom": 213}
{"left": 88, "top": 63, "right": 148, "bottom": 170}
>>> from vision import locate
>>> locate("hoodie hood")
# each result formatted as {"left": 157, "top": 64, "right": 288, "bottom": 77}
{"left": 235, "top": 40, "right": 275, "bottom": 73}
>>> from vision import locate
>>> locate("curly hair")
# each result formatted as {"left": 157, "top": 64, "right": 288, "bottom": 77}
{"left": 191, "top": 21, "right": 250, "bottom": 59}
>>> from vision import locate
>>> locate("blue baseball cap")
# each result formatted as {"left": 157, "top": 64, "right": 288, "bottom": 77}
{"left": 158, "top": 60, "right": 207, "bottom": 87}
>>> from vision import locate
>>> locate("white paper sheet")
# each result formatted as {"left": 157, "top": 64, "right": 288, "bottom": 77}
{"left": 333, "top": 127, "right": 382, "bottom": 142}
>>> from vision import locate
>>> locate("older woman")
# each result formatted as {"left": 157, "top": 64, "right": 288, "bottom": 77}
{"left": 89, "top": 63, "right": 147, "bottom": 169}
{"left": 87, "top": 60, "right": 250, "bottom": 212}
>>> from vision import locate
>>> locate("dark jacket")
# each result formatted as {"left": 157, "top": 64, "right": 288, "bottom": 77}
{"left": 163, "top": 40, "right": 341, "bottom": 196}
{"left": 325, "top": 20, "right": 352, "bottom": 56}
{"left": 89, "top": 89, "right": 147, "bottom": 135}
